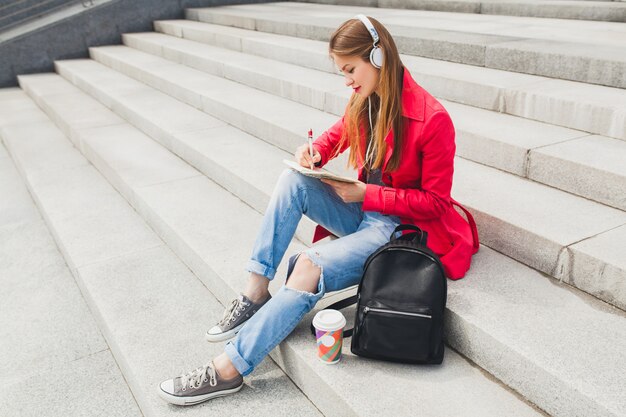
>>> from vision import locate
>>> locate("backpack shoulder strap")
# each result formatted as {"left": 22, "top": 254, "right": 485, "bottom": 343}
{"left": 450, "top": 198, "right": 479, "bottom": 251}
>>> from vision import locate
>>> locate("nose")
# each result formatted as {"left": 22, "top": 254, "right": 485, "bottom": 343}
{"left": 344, "top": 75, "right": 354, "bottom": 87}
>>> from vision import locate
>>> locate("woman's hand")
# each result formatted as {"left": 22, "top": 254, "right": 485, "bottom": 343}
{"left": 295, "top": 144, "right": 321, "bottom": 169}
{"left": 321, "top": 179, "right": 367, "bottom": 203}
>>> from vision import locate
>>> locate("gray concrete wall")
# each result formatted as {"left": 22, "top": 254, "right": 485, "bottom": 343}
{"left": 0, "top": 0, "right": 281, "bottom": 88}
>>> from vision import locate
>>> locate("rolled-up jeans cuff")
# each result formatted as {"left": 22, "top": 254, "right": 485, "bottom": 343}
{"left": 224, "top": 341, "right": 254, "bottom": 377}
{"left": 245, "top": 259, "right": 276, "bottom": 280}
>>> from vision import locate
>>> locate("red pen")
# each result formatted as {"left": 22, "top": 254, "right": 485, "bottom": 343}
{"left": 308, "top": 129, "right": 314, "bottom": 170}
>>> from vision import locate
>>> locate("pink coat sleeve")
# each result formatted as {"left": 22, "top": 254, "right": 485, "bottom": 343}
{"left": 362, "top": 111, "right": 455, "bottom": 221}
{"left": 312, "top": 116, "right": 350, "bottom": 167}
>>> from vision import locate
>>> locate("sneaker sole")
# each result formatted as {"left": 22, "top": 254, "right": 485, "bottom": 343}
{"left": 205, "top": 321, "right": 245, "bottom": 343}
{"left": 157, "top": 383, "right": 244, "bottom": 406}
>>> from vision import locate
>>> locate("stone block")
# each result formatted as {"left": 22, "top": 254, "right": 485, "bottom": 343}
{"left": 154, "top": 20, "right": 185, "bottom": 37}
{"left": 18, "top": 74, "right": 125, "bottom": 147}
{"left": 191, "top": 7, "right": 258, "bottom": 30}
{"left": 110, "top": 89, "right": 226, "bottom": 148}
{"left": 18, "top": 73, "right": 75, "bottom": 99}
{"left": 481, "top": 1, "right": 626, "bottom": 23}
{"left": 78, "top": 124, "right": 202, "bottom": 204}
{"left": 0, "top": 89, "right": 49, "bottom": 128}
{"left": 0, "top": 153, "right": 40, "bottom": 228}
{"left": 243, "top": 35, "right": 335, "bottom": 73}
{"left": 503, "top": 78, "right": 626, "bottom": 141}
{"left": 173, "top": 126, "right": 281, "bottom": 211}
{"left": 452, "top": 158, "right": 626, "bottom": 277}
{"left": 122, "top": 32, "right": 168, "bottom": 57}
{"left": 0, "top": 121, "right": 88, "bottom": 178}
{"left": 6, "top": 158, "right": 162, "bottom": 272}
{"left": 323, "top": 87, "right": 351, "bottom": 116}
{"left": 447, "top": 245, "right": 626, "bottom": 417}
{"left": 0, "top": 351, "right": 142, "bottom": 417}
{"left": 0, "top": 220, "right": 108, "bottom": 387}
{"left": 380, "top": 0, "right": 480, "bottom": 13}
{"left": 402, "top": 55, "right": 506, "bottom": 111}
{"left": 486, "top": 39, "right": 626, "bottom": 89}
{"left": 55, "top": 59, "right": 148, "bottom": 109}
{"left": 393, "top": 25, "right": 510, "bottom": 66}
{"left": 89, "top": 45, "right": 180, "bottom": 93}
{"left": 529, "top": 135, "right": 626, "bottom": 210}
{"left": 567, "top": 225, "right": 626, "bottom": 311}
{"left": 446, "top": 100, "right": 586, "bottom": 176}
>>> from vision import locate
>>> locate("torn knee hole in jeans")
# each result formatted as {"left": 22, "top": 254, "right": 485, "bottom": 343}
{"left": 285, "top": 252, "right": 324, "bottom": 296}
{"left": 285, "top": 285, "right": 318, "bottom": 297}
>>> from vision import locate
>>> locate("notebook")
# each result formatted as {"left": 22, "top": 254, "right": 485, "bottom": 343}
{"left": 283, "top": 159, "right": 359, "bottom": 183}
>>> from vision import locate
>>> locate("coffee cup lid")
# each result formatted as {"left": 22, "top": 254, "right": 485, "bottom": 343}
{"left": 313, "top": 309, "right": 346, "bottom": 332}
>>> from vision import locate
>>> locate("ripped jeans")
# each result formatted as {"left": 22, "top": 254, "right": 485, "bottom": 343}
{"left": 224, "top": 169, "right": 401, "bottom": 376}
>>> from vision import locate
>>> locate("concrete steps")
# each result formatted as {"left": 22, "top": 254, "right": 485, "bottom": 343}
{"left": 70, "top": 45, "right": 626, "bottom": 312}
{"left": 5, "top": 78, "right": 552, "bottom": 417}
{"left": 0, "top": 127, "right": 142, "bottom": 417}
{"left": 17, "top": 64, "right": 626, "bottom": 417}
{"left": 186, "top": 2, "right": 626, "bottom": 89}
{"left": 153, "top": 19, "right": 626, "bottom": 143}
{"left": 123, "top": 29, "right": 626, "bottom": 212}
{"left": 297, "top": 0, "right": 626, "bottom": 22}
{"left": 16, "top": 69, "right": 626, "bottom": 417}
{"left": 38, "top": 63, "right": 626, "bottom": 417}
{"left": 0, "top": 89, "right": 323, "bottom": 417}
{"left": 2, "top": 2, "right": 625, "bottom": 417}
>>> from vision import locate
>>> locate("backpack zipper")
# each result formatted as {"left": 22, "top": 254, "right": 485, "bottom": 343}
{"left": 363, "top": 306, "right": 432, "bottom": 319}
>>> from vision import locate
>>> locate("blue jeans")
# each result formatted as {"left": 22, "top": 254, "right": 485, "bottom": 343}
{"left": 224, "top": 169, "right": 401, "bottom": 376}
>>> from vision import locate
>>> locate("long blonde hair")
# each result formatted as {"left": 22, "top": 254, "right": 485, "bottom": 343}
{"left": 329, "top": 16, "right": 405, "bottom": 172}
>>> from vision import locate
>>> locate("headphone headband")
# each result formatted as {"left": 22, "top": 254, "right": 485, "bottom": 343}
{"left": 354, "top": 14, "right": 379, "bottom": 45}
{"left": 353, "top": 14, "right": 383, "bottom": 69}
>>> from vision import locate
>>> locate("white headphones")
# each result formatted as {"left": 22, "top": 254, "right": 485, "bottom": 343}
{"left": 354, "top": 14, "right": 383, "bottom": 69}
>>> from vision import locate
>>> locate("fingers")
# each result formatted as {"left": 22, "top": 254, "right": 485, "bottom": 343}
{"left": 321, "top": 180, "right": 366, "bottom": 203}
{"left": 295, "top": 144, "right": 321, "bottom": 168}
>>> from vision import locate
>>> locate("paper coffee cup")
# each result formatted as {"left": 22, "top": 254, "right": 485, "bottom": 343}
{"left": 312, "top": 309, "right": 346, "bottom": 364}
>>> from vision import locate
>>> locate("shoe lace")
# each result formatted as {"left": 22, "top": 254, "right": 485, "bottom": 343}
{"left": 180, "top": 361, "right": 218, "bottom": 390}
{"left": 218, "top": 296, "right": 249, "bottom": 326}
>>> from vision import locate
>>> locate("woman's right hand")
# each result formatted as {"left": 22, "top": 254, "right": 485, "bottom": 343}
{"left": 295, "top": 143, "right": 322, "bottom": 169}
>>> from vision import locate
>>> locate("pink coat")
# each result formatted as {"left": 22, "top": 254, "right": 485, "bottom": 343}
{"left": 312, "top": 68, "right": 479, "bottom": 279}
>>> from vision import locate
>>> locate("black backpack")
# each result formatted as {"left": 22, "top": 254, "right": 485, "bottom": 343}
{"left": 309, "top": 224, "right": 447, "bottom": 364}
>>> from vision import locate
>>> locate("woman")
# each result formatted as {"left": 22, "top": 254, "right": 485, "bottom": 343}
{"left": 158, "top": 14, "right": 478, "bottom": 406}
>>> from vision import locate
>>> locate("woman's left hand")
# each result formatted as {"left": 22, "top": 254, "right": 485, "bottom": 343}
{"left": 321, "top": 179, "right": 367, "bottom": 203}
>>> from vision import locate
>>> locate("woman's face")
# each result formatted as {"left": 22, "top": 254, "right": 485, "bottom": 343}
{"left": 332, "top": 54, "right": 380, "bottom": 98}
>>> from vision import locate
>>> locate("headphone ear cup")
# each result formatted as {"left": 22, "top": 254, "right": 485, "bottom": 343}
{"left": 370, "top": 46, "right": 383, "bottom": 69}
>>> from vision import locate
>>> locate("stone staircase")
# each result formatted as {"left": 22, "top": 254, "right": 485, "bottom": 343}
{"left": 296, "top": 0, "right": 626, "bottom": 22}
{"left": 1, "top": 2, "right": 625, "bottom": 417}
